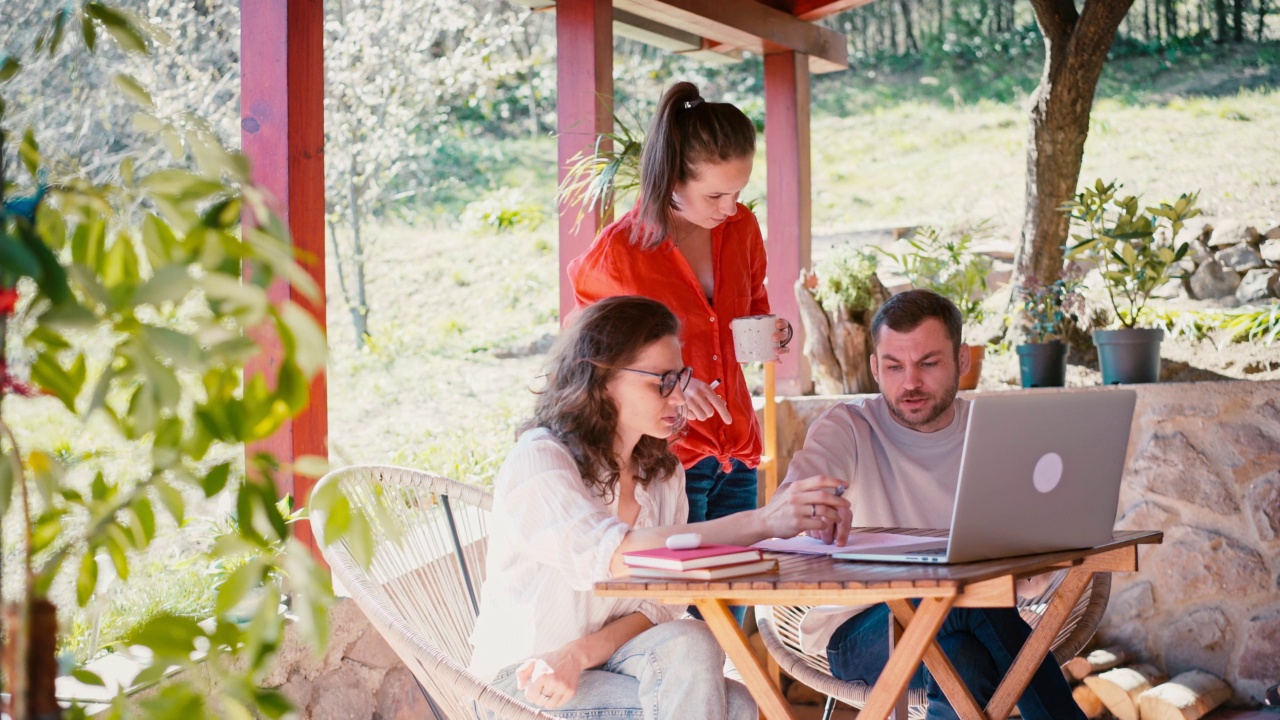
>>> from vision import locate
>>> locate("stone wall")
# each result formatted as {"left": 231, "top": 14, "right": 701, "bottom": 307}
{"left": 773, "top": 380, "right": 1280, "bottom": 705}
{"left": 264, "top": 600, "right": 438, "bottom": 720}
{"left": 1179, "top": 220, "right": 1280, "bottom": 303}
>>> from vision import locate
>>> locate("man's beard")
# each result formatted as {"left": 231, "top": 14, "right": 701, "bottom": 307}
{"left": 885, "top": 379, "right": 959, "bottom": 430}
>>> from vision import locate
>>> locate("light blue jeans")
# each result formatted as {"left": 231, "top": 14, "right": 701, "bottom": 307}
{"left": 486, "top": 619, "right": 756, "bottom": 719}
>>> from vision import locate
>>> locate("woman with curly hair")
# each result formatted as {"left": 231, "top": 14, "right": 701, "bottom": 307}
{"left": 468, "top": 296, "right": 849, "bottom": 719}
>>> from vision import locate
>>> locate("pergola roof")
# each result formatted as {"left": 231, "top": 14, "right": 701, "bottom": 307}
{"left": 511, "top": 0, "right": 875, "bottom": 72}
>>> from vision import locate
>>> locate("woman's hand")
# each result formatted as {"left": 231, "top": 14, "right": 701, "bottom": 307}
{"left": 683, "top": 376, "right": 732, "bottom": 424}
{"left": 756, "top": 475, "right": 851, "bottom": 545}
{"left": 772, "top": 317, "right": 794, "bottom": 358}
{"left": 517, "top": 640, "right": 589, "bottom": 709}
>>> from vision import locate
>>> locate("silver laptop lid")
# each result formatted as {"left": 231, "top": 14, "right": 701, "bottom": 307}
{"left": 945, "top": 389, "right": 1137, "bottom": 564}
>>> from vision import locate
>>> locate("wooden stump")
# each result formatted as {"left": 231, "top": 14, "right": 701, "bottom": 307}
{"left": 794, "top": 272, "right": 889, "bottom": 395}
{"left": 1083, "top": 664, "right": 1168, "bottom": 720}
{"left": 1138, "top": 671, "right": 1232, "bottom": 720}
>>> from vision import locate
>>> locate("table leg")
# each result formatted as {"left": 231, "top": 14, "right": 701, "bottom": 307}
{"left": 859, "top": 596, "right": 956, "bottom": 720}
{"left": 984, "top": 567, "right": 1094, "bottom": 720}
{"left": 887, "top": 600, "right": 988, "bottom": 719}
{"left": 888, "top": 612, "right": 910, "bottom": 720}
{"left": 695, "top": 598, "right": 796, "bottom": 720}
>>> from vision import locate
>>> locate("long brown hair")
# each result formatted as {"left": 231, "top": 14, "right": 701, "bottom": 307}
{"left": 523, "top": 296, "right": 682, "bottom": 500}
{"left": 632, "top": 81, "right": 757, "bottom": 249}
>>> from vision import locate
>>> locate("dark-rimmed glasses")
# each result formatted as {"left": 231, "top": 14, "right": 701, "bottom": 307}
{"left": 619, "top": 366, "right": 692, "bottom": 398}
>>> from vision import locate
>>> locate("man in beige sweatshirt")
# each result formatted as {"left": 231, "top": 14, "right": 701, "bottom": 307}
{"left": 780, "top": 289, "right": 1084, "bottom": 720}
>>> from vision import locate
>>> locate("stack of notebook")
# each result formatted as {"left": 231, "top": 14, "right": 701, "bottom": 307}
{"left": 621, "top": 544, "right": 778, "bottom": 580}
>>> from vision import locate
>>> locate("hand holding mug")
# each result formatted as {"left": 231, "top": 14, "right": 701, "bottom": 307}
{"left": 730, "top": 314, "right": 793, "bottom": 363}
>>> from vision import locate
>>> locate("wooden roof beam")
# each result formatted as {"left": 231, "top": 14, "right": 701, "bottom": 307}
{"left": 614, "top": 0, "right": 849, "bottom": 73}
{"left": 791, "top": 0, "right": 878, "bottom": 22}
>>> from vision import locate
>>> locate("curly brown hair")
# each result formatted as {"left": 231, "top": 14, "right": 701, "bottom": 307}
{"left": 522, "top": 296, "right": 682, "bottom": 502}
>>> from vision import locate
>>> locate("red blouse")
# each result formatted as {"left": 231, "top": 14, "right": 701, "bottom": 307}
{"left": 567, "top": 203, "right": 770, "bottom": 470}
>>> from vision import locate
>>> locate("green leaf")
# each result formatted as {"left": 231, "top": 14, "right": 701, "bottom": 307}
{"left": 293, "top": 455, "right": 330, "bottom": 479}
{"left": 0, "top": 233, "right": 42, "bottom": 279}
{"left": 132, "top": 265, "right": 194, "bottom": 307}
{"left": 322, "top": 495, "right": 352, "bottom": 545}
{"left": 81, "top": 14, "right": 97, "bottom": 51}
{"left": 85, "top": 3, "right": 149, "bottom": 53}
{"left": 0, "top": 56, "right": 20, "bottom": 82}
{"left": 251, "top": 689, "right": 294, "bottom": 719}
{"left": 91, "top": 471, "right": 109, "bottom": 502}
{"left": 113, "top": 73, "right": 153, "bottom": 108}
{"left": 155, "top": 480, "right": 186, "bottom": 526}
{"left": 344, "top": 509, "right": 376, "bottom": 569}
{"left": 131, "top": 496, "right": 157, "bottom": 545}
{"left": 202, "top": 462, "right": 232, "bottom": 497}
{"left": 102, "top": 232, "right": 142, "bottom": 293}
{"left": 31, "top": 352, "right": 86, "bottom": 412}
{"left": 143, "top": 326, "right": 202, "bottom": 370}
{"left": 215, "top": 558, "right": 266, "bottom": 618}
{"left": 133, "top": 615, "right": 205, "bottom": 661}
{"left": 46, "top": 10, "right": 69, "bottom": 55}
{"left": 76, "top": 550, "right": 99, "bottom": 606}
{"left": 0, "top": 451, "right": 13, "bottom": 519}
{"left": 35, "top": 203, "right": 68, "bottom": 252}
{"left": 20, "top": 128, "right": 41, "bottom": 176}
{"left": 70, "top": 669, "right": 105, "bottom": 687}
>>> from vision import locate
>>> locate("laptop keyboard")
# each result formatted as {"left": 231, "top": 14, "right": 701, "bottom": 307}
{"left": 910, "top": 547, "right": 948, "bottom": 556}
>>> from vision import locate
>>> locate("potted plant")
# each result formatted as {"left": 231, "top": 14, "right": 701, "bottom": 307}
{"left": 796, "top": 247, "right": 891, "bottom": 394}
{"left": 1016, "top": 264, "right": 1086, "bottom": 387}
{"left": 1062, "top": 180, "right": 1200, "bottom": 384}
{"left": 880, "top": 224, "right": 994, "bottom": 390}
{"left": 1, "top": 8, "right": 342, "bottom": 717}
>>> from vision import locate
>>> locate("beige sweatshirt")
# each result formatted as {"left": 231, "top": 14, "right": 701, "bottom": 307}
{"left": 782, "top": 395, "right": 969, "bottom": 654}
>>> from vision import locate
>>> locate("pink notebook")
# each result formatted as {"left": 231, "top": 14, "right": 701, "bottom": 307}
{"left": 622, "top": 544, "right": 762, "bottom": 571}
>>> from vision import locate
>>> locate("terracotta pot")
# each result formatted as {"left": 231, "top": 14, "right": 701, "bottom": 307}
{"left": 958, "top": 344, "right": 984, "bottom": 390}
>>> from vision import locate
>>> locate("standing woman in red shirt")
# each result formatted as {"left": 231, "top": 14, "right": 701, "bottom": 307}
{"left": 568, "top": 81, "right": 790, "bottom": 623}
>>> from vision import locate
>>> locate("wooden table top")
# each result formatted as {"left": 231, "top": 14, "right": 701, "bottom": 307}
{"left": 596, "top": 529, "right": 1163, "bottom": 607}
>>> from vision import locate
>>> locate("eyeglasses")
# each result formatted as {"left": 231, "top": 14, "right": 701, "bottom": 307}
{"left": 619, "top": 366, "right": 692, "bottom": 398}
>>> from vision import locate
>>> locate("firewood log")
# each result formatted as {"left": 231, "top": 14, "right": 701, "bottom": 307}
{"left": 794, "top": 276, "right": 845, "bottom": 395}
{"left": 1137, "top": 671, "right": 1231, "bottom": 720}
{"left": 1064, "top": 646, "right": 1134, "bottom": 683}
{"left": 1083, "top": 664, "right": 1168, "bottom": 720}
{"left": 1073, "top": 683, "right": 1106, "bottom": 719}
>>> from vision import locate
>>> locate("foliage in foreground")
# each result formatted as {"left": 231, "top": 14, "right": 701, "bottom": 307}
{"left": 0, "top": 5, "right": 346, "bottom": 718}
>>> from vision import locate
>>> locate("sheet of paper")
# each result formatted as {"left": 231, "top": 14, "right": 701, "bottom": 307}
{"left": 752, "top": 532, "right": 944, "bottom": 556}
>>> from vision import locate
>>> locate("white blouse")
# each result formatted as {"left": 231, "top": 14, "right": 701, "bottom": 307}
{"left": 467, "top": 428, "right": 689, "bottom": 681}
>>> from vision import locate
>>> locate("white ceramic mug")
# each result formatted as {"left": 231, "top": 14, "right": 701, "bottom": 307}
{"left": 729, "top": 314, "right": 792, "bottom": 363}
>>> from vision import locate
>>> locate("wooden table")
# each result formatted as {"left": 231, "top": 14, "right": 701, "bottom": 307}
{"left": 596, "top": 529, "right": 1162, "bottom": 720}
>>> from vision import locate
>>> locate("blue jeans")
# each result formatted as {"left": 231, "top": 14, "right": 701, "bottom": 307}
{"left": 486, "top": 619, "right": 755, "bottom": 719}
{"left": 684, "top": 457, "right": 758, "bottom": 626}
{"left": 826, "top": 604, "right": 1086, "bottom": 720}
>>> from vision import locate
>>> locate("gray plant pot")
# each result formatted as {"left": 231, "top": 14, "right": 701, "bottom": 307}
{"left": 1093, "top": 328, "right": 1164, "bottom": 384}
{"left": 1016, "top": 341, "right": 1068, "bottom": 388}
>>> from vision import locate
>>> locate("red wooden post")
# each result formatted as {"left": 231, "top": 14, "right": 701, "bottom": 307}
{"left": 240, "top": 0, "right": 328, "bottom": 553}
{"left": 556, "top": 0, "right": 613, "bottom": 321}
{"left": 764, "top": 50, "right": 813, "bottom": 396}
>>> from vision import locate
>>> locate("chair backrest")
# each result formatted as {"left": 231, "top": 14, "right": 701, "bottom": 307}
{"left": 310, "top": 465, "right": 549, "bottom": 719}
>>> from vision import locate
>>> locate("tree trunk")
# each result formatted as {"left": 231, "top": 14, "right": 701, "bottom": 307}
{"left": 347, "top": 172, "right": 370, "bottom": 350}
{"left": 899, "top": 0, "right": 919, "bottom": 53}
{"left": 1259, "top": 0, "right": 1269, "bottom": 42}
{"left": 1011, "top": 0, "right": 1137, "bottom": 304}
{"left": 1233, "top": 0, "right": 1245, "bottom": 40}
{"left": 1216, "top": 0, "right": 1229, "bottom": 41}
{"left": 2, "top": 600, "right": 61, "bottom": 720}
{"left": 1144, "top": 0, "right": 1152, "bottom": 41}
{"left": 1163, "top": 0, "right": 1177, "bottom": 40}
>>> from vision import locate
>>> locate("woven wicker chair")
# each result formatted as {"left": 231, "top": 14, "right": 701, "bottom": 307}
{"left": 309, "top": 464, "right": 551, "bottom": 719}
{"left": 756, "top": 570, "right": 1111, "bottom": 720}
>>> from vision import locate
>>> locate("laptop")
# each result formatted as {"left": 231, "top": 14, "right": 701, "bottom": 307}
{"left": 832, "top": 389, "right": 1137, "bottom": 564}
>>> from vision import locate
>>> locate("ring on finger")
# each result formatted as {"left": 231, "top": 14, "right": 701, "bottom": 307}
{"left": 810, "top": 503, "right": 816, "bottom": 518}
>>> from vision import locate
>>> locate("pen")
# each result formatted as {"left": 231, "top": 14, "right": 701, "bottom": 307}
{"left": 709, "top": 378, "right": 721, "bottom": 390}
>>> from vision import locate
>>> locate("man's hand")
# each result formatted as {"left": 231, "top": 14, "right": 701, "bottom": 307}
{"left": 759, "top": 475, "right": 852, "bottom": 545}
{"left": 516, "top": 640, "right": 589, "bottom": 709}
